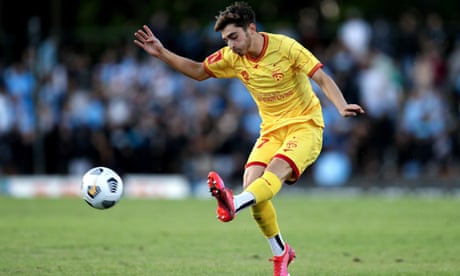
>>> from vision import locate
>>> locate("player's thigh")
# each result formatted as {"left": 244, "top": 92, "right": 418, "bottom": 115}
{"left": 246, "top": 134, "right": 283, "bottom": 167}
{"left": 276, "top": 123, "right": 323, "bottom": 182}
{"left": 244, "top": 133, "right": 283, "bottom": 187}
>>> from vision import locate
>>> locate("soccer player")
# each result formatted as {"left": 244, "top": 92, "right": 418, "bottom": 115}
{"left": 134, "top": 2, "right": 364, "bottom": 275}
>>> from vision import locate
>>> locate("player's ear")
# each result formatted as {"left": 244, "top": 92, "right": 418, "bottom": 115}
{"left": 248, "top": 22, "right": 257, "bottom": 32}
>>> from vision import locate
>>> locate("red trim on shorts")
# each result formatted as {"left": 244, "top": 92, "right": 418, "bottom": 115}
{"left": 274, "top": 154, "right": 300, "bottom": 184}
{"left": 245, "top": 161, "right": 267, "bottom": 169}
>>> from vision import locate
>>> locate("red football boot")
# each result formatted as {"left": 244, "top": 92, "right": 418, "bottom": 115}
{"left": 269, "top": 243, "right": 296, "bottom": 276}
{"left": 208, "top": 171, "right": 235, "bottom": 222}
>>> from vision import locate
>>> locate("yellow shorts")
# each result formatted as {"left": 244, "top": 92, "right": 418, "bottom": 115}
{"left": 245, "top": 121, "right": 323, "bottom": 184}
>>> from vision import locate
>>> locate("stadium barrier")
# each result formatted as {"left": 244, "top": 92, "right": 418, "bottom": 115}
{"left": 0, "top": 174, "right": 191, "bottom": 199}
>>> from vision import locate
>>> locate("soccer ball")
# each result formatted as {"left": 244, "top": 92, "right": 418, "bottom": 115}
{"left": 81, "top": 166, "right": 123, "bottom": 209}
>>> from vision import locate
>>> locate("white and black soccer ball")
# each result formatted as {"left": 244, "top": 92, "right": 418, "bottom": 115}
{"left": 81, "top": 166, "right": 123, "bottom": 210}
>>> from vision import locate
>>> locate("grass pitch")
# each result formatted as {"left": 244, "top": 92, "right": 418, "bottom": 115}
{"left": 1, "top": 192, "right": 459, "bottom": 275}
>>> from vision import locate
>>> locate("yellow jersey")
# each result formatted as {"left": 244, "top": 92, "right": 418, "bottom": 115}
{"left": 203, "top": 32, "right": 324, "bottom": 135}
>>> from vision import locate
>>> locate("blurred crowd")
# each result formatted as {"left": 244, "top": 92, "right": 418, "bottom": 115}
{"left": 0, "top": 9, "right": 459, "bottom": 187}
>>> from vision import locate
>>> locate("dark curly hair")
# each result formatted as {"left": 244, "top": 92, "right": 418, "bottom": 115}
{"left": 214, "top": 2, "right": 256, "bottom": 32}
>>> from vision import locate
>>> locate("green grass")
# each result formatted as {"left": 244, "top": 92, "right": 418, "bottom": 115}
{"left": 1, "top": 193, "right": 460, "bottom": 275}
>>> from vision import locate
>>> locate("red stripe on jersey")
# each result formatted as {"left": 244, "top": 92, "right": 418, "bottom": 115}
{"left": 308, "top": 63, "right": 323, "bottom": 78}
{"left": 203, "top": 62, "right": 216, "bottom": 77}
{"left": 247, "top": 33, "right": 269, "bottom": 62}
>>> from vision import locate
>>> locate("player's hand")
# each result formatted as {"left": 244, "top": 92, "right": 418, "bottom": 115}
{"left": 340, "top": 104, "right": 365, "bottom": 117}
{"left": 133, "top": 25, "right": 164, "bottom": 58}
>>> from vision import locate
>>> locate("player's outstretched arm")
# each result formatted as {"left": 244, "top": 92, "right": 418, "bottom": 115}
{"left": 311, "top": 68, "right": 365, "bottom": 117}
{"left": 134, "top": 25, "right": 210, "bottom": 81}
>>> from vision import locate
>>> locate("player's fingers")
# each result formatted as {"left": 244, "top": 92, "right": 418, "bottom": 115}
{"left": 133, "top": 39, "right": 143, "bottom": 48}
{"left": 344, "top": 111, "right": 356, "bottom": 117}
{"left": 347, "top": 105, "right": 365, "bottom": 114}
{"left": 356, "top": 106, "right": 365, "bottom": 114}
{"left": 135, "top": 30, "right": 149, "bottom": 41}
{"left": 133, "top": 33, "right": 143, "bottom": 43}
{"left": 342, "top": 106, "right": 364, "bottom": 117}
{"left": 134, "top": 31, "right": 143, "bottom": 41}
{"left": 144, "top": 25, "right": 154, "bottom": 37}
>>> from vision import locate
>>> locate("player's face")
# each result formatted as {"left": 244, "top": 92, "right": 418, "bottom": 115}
{"left": 221, "top": 24, "right": 251, "bottom": 56}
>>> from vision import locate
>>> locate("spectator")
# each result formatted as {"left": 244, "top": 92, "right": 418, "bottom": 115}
{"left": 0, "top": 8, "right": 459, "bottom": 184}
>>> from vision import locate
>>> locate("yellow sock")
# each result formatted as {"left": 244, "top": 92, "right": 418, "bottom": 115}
{"left": 251, "top": 200, "right": 280, "bottom": 238}
{"left": 245, "top": 171, "right": 282, "bottom": 203}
